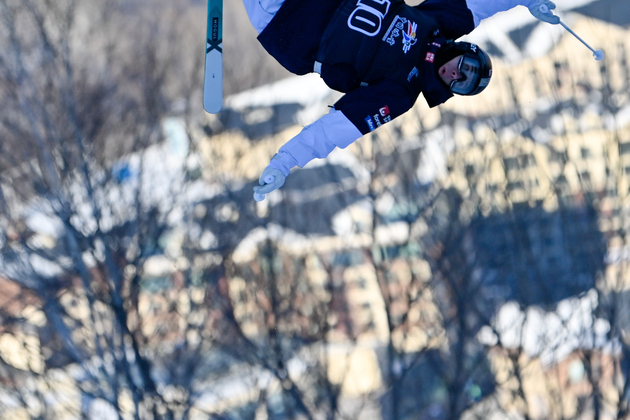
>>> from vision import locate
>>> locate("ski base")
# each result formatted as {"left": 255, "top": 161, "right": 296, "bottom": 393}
{"left": 203, "top": 0, "right": 223, "bottom": 113}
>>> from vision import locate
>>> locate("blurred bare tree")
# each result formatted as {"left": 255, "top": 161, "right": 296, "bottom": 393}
{"left": 0, "top": 1, "right": 346, "bottom": 419}
{"left": 223, "top": 0, "right": 291, "bottom": 95}
{"left": 0, "top": 0, "right": 236, "bottom": 418}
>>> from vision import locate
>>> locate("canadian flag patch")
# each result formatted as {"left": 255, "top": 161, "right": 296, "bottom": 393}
{"left": 425, "top": 52, "right": 435, "bottom": 63}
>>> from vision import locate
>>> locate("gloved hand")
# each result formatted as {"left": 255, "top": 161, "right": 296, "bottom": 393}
{"left": 529, "top": 0, "right": 560, "bottom": 24}
{"left": 253, "top": 166, "right": 286, "bottom": 201}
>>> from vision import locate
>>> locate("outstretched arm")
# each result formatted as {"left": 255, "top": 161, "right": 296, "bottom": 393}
{"left": 253, "top": 80, "right": 412, "bottom": 201}
{"left": 466, "top": 0, "right": 559, "bottom": 27}
{"left": 253, "top": 109, "right": 362, "bottom": 201}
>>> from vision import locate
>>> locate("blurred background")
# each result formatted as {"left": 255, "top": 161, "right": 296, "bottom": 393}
{"left": 0, "top": 0, "right": 628, "bottom": 419}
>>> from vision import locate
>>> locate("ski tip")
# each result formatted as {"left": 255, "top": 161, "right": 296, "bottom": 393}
{"left": 203, "top": 101, "right": 222, "bottom": 114}
{"left": 203, "top": 84, "right": 223, "bottom": 114}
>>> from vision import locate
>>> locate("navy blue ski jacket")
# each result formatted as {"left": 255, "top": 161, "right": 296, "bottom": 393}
{"left": 258, "top": 0, "right": 475, "bottom": 134}
{"left": 255, "top": 0, "right": 541, "bottom": 180}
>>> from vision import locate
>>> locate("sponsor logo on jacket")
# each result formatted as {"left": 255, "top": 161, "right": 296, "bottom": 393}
{"left": 407, "top": 66, "right": 419, "bottom": 82}
{"left": 366, "top": 106, "right": 392, "bottom": 131}
{"left": 402, "top": 21, "right": 417, "bottom": 53}
{"left": 383, "top": 16, "right": 417, "bottom": 54}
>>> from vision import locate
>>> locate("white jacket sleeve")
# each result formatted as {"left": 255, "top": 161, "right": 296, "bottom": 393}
{"left": 466, "top": 0, "right": 538, "bottom": 27}
{"left": 268, "top": 108, "right": 363, "bottom": 176}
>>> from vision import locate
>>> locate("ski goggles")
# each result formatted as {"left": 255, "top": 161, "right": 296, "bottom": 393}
{"left": 449, "top": 55, "right": 482, "bottom": 95}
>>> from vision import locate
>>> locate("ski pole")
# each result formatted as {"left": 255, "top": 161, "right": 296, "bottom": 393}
{"left": 539, "top": 4, "right": 604, "bottom": 61}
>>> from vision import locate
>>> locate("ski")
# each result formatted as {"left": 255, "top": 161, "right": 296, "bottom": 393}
{"left": 203, "top": 0, "right": 223, "bottom": 113}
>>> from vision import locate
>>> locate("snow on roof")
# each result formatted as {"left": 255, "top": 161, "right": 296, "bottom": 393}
{"left": 224, "top": 73, "right": 341, "bottom": 126}
{"left": 478, "top": 289, "right": 617, "bottom": 366}
{"left": 225, "top": 73, "right": 333, "bottom": 110}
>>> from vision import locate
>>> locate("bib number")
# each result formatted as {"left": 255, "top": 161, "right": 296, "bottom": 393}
{"left": 348, "top": 0, "right": 391, "bottom": 36}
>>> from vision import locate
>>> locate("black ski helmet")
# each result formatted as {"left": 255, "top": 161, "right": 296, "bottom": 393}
{"left": 435, "top": 41, "right": 493, "bottom": 96}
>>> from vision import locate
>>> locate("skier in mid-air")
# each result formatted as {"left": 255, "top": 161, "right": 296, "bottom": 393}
{"left": 249, "top": 0, "right": 560, "bottom": 201}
